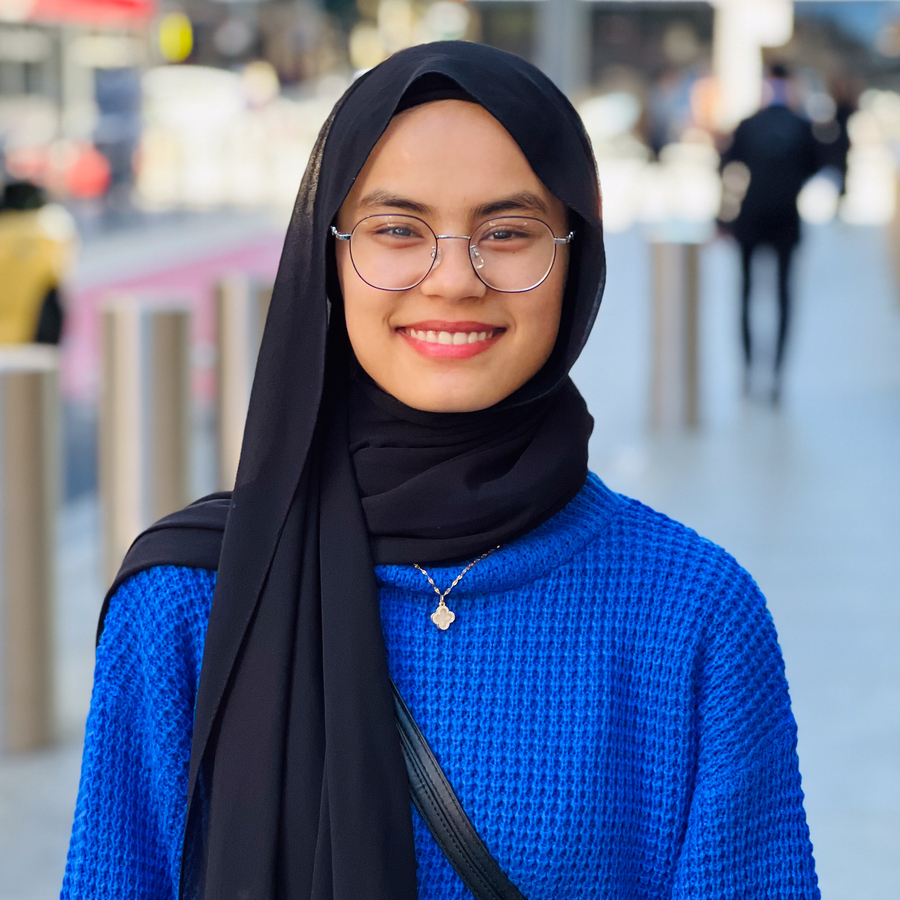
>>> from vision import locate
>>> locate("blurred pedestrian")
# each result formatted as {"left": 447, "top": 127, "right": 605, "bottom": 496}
{"left": 644, "top": 68, "right": 692, "bottom": 159}
{"left": 720, "top": 63, "right": 822, "bottom": 403}
{"left": 62, "top": 43, "right": 819, "bottom": 900}
{"left": 0, "top": 180, "right": 76, "bottom": 345}
{"left": 817, "top": 76, "right": 857, "bottom": 196}
{"left": 93, "top": 67, "right": 142, "bottom": 220}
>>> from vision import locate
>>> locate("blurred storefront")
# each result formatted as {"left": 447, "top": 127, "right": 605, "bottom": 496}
{"left": 0, "top": 0, "right": 152, "bottom": 204}
{"left": 0, "top": 0, "right": 354, "bottom": 212}
{"left": 170, "top": 0, "right": 341, "bottom": 83}
{"left": 4, "top": 0, "right": 900, "bottom": 229}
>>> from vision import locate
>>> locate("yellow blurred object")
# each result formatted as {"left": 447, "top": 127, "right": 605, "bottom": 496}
{"left": 159, "top": 12, "right": 194, "bottom": 64}
{"left": 0, "top": 206, "right": 76, "bottom": 344}
{"left": 349, "top": 23, "right": 386, "bottom": 70}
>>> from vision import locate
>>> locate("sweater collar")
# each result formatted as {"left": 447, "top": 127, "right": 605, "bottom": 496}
{"left": 374, "top": 473, "right": 619, "bottom": 597}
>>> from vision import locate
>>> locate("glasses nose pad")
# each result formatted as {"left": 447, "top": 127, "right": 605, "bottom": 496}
{"left": 470, "top": 245, "right": 485, "bottom": 270}
{"left": 431, "top": 244, "right": 442, "bottom": 268}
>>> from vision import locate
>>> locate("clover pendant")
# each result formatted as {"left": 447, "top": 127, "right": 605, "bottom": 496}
{"left": 430, "top": 603, "right": 456, "bottom": 631}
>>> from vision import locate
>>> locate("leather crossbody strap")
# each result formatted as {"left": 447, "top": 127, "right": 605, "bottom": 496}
{"left": 391, "top": 680, "right": 528, "bottom": 900}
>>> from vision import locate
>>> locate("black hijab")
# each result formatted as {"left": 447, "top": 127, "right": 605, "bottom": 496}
{"left": 150, "top": 42, "right": 605, "bottom": 900}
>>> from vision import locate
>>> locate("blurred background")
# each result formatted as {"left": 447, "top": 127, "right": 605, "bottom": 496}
{"left": 0, "top": 1, "right": 897, "bottom": 898}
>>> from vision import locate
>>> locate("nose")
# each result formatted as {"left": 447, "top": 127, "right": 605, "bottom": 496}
{"left": 420, "top": 237, "right": 487, "bottom": 301}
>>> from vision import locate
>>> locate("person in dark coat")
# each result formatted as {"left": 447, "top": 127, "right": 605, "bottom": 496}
{"left": 720, "top": 64, "right": 822, "bottom": 403}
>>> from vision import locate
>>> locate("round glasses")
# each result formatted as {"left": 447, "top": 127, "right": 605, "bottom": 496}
{"left": 331, "top": 214, "right": 574, "bottom": 293}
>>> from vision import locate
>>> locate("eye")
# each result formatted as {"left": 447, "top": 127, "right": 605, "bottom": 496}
{"left": 476, "top": 218, "right": 545, "bottom": 246}
{"left": 483, "top": 228, "right": 524, "bottom": 242}
{"left": 476, "top": 223, "right": 541, "bottom": 253}
{"left": 375, "top": 225, "right": 418, "bottom": 239}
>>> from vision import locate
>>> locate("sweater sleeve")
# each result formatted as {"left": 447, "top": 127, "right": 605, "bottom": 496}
{"left": 671, "top": 567, "right": 819, "bottom": 900}
{"left": 61, "top": 566, "right": 215, "bottom": 900}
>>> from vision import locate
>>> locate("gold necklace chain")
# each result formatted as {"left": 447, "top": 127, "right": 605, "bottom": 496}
{"left": 413, "top": 546, "right": 500, "bottom": 631}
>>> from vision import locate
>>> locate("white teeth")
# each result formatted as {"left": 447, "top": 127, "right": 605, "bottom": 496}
{"left": 406, "top": 329, "right": 495, "bottom": 344}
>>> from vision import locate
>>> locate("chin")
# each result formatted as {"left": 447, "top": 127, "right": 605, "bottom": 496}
{"left": 400, "top": 393, "right": 498, "bottom": 414}
{"left": 391, "top": 379, "right": 506, "bottom": 413}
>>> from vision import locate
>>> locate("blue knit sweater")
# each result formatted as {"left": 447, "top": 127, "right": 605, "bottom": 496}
{"left": 62, "top": 474, "right": 819, "bottom": 899}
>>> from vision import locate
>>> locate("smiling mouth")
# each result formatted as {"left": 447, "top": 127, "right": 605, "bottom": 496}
{"left": 396, "top": 322, "right": 507, "bottom": 359}
{"left": 398, "top": 326, "right": 504, "bottom": 345}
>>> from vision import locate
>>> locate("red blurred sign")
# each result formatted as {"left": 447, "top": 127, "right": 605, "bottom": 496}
{"left": 28, "top": 0, "right": 154, "bottom": 26}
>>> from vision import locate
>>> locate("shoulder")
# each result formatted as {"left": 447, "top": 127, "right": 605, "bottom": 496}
{"left": 98, "top": 565, "right": 217, "bottom": 679}
{"left": 595, "top": 478, "right": 750, "bottom": 576}
{"left": 546, "top": 473, "right": 748, "bottom": 573}
{"left": 566, "top": 474, "right": 766, "bottom": 625}
{"left": 97, "top": 490, "right": 230, "bottom": 644}
{"left": 566, "top": 481, "right": 786, "bottom": 706}
{"left": 735, "top": 111, "right": 761, "bottom": 133}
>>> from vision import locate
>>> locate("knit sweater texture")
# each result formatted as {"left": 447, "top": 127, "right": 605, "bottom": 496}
{"left": 62, "top": 474, "right": 819, "bottom": 899}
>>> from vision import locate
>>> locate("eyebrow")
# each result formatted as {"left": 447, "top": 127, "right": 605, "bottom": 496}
{"left": 357, "top": 190, "right": 433, "bottom": 215}
{"left": 356, "top": 189, "right": 550, "bottom": 219}
{"left": 473, "top": 192, "right": 549, "bottom": 218}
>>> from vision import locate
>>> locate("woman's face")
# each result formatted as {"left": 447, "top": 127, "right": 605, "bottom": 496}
{"left": 336, "top": 100, "right": 569, "bottom": 413}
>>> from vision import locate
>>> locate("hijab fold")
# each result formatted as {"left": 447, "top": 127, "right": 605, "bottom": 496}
{"left": 350, "top": 370, "right": 593, "bottom": 565}
{"left": 171, "top": 42, "right": 606, "bottom": 899}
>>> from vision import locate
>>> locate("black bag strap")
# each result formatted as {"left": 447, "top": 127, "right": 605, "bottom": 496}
{"left": 392, "top": 680, "right": 528, "bottom": 900}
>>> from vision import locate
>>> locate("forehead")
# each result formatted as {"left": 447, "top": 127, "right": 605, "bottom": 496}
{"left": 341, "top": 100, "right": 562, "bottom": 220}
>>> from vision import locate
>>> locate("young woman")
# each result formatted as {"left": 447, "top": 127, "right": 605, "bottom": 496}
{"left": 62, "top": 43, "right": 819, "bottom": 900}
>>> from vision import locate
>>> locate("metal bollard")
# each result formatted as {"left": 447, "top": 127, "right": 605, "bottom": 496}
{"left": 215, "top": 276, "right": 271, "bottom": 490}
{"left": 651, "top": 241, "right": 701, "bottom": 430}
{"left": 0, "top": 346, "right": 59, "bottom": 753}
{"left": 100, "top": 299, "right": 191, "bottom": 586}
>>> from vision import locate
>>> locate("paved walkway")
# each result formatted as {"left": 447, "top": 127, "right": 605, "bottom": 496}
{"left": 1, "top": 218, "right": 898, "bottom": 899}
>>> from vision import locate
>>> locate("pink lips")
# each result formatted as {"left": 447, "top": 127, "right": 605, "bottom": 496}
{"left": 397, "top": 321, "right": 506, "bottom": 359}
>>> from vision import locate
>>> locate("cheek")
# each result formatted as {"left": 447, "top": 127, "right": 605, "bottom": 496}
{"left": 339, "top": 254, "right": 397, "bottom": 371}
{"left": 339, "top": 246, "right": 372, "bottom": 330}
{"left": 524, "top": 269, "right": 566, "bottom": 366}
{"left": 342, "top": 288, "right": 380, "bottom": 348}
{"left": 335, "top": 242, "right": 354, "bottom": 301}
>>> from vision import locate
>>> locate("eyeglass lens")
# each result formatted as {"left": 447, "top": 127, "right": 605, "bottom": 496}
{"left": 347, "top": 215, "right": 560, "bottom": 292}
